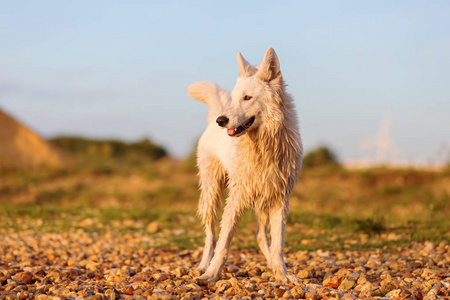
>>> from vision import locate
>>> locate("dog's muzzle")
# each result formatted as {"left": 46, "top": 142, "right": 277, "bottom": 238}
{"left": 226, "top": 116, "right": 255, "bottom": 137}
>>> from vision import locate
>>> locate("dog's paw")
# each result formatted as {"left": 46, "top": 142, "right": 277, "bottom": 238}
{"left": 285, "top": 273, "right": 301, "bottom": 283}
{"left": 195, "top": 266, "right": 207, "bottom": 271}
{"left": 275, "top": 273, "right": 301, "bottom": 284}
{"left": 194, "top": 272, "right": 220, "bottom": 284}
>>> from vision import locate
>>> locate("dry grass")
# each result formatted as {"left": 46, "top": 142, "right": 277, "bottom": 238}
{"left": 1, "top": 159, "right": 449, "bottom": 250}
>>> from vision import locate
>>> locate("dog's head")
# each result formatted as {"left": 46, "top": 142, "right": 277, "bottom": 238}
{"left": 216, "top": 47, "right": 285, "bottom": 137}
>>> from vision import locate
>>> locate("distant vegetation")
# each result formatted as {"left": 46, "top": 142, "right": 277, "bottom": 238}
{"left": 1, "top": 160, "right": 449, "bottom": 250}
{"left": 1, "top": 138, "right": 449, "bottom": 251}
{"left": 303, "top": 146, "right": 340, "bottom": 169}
{"left": 49, "top": 136, "right": 167, "bottom": 161}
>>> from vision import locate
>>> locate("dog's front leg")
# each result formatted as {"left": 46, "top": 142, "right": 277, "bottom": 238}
{"left": 196, "top": 157, "right": 226, "bottom": 270}
{"left": 269, "top": 203, "right": 300, "bottom": 283}
{"left": 197, "top": 220, "right": 216, "bottom": 270}
{"left": 196, "top": 198, "right": 243, "bottom": 282}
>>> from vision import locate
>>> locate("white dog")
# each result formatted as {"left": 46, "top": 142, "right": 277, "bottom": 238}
{"left": 187, "top": 48, "right": 303, "bottom": 283}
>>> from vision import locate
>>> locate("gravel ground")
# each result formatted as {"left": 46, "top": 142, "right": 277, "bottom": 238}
{"left": 0, "top": 228, "right": 449, "bottom": 300}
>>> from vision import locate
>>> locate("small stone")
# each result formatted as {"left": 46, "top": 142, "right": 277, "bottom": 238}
{"left": 283, "top": 290, "right": 294, "bottom": 299}
{"left": 338, "top": 279, "right": 355, "bottom": 291}
{"left": 185, "top": 283, "right": 202, "bottom": 292}
{"left": 5, "top": 285, "right": 15, "bottom": 292}
{"left": 290, "top": 286, "right": 305, "bottom": 298}
{"left": 305, "top": 290, "right": 319, "bottom": 300}
{"left": 323, "top": 275, "right": 344, "bottom": 288}
{"left": 261, "top": 272, "right": 273, "bottom": 280}
{"left": 411, "top": 287, "right": 424, "bottom": 300}
{"left": 105, "top": 289, "right": 121, "bottom": 299}
{"left": 359, "top": 282, "right": 375, "bottom": 292}
{"left": 123, "top": 286, "right": 134, "bottom": 295}
{"left": 226, "top": 264, "right": 240, "bottom": 273}
{"left": 189, "top": 269, "right": 202, "bottom": 277}
{"left": 85, "top": 295, "right": 104, "bottom": 300}
{"left": 21, "top": 272, "right": 34, "bottom": 284}
{"left": 388, "top": 289, "right": 413, "bottom": 300}
{"left": 273, "top": 288, "right": 286, "bottom": 298}
{"left": 357, "top": 276, "right": 367, "bottom": 284}
{"left": 297, "top": 270, "right": 312, "bottom": 279}
{"left": 248, "top": 267, "right": 262, "bottom": 277}
{"left": 146, "top": 221, "right": 162, "bottom": 233}
{"left": 106, "top": 275, "right": 127, "bottom": 282}
{"left": 216, "top": 280, "right": 232, "bottom": 292}
{"left": 439, "top": 287, "right": 449, "bottom": 296}
{"left": 46, "top": 271, "right": 60, "bottom": 279}
{"left": 174, "top": 267, "right": 187, "bottom": 277}
{"left": 153, "top": 273, "right": 169, "bottom": 282}
{"left": 176, "top": 285, "right": 192, "bottom": 294}
{"left": 336, "top": 268, "right": 351, "bottom": 277}
{"left": 359, "top": 291, "right": 373, "bottom": 298}
{"left": 381, "top": 277, "right": 400, "bottom": 291}
{"left": 142, "top": 290, "right": 153, "bottom": 297}
{"left": 348, "top": 272, "right": 360, "bottom": 280}
{"left": 342, "top": 293, "right": 357, "bottom": 300}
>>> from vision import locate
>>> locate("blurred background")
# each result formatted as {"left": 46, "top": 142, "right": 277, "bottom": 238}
{"left": 1, "top": 1, "right": 449, "bottom": 250}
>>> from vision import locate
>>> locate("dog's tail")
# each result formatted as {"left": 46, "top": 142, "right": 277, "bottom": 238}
{"left": 187, "top": 81, "right": 229, "bottom": 123}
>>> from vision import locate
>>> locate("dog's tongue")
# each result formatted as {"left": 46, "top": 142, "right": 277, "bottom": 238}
{"left": 227, "top": 128, "right": 236, "bottom": 136}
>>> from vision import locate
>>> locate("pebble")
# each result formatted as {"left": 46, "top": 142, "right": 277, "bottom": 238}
{"left": 297, "top": 270, "right": 312, "bottom": 279}
{"left": 338, "top": 279, "right": 356, "bottom": 291}
{"left": 323, "top": 275, "right": 344, "bottom": 288}
{"left": 146, "top": 221, "right": 162, "bottom": 233}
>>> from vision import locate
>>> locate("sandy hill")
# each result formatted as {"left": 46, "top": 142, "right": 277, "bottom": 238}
{"left": 0, "top": 108, "right": 62, "bottom": 169}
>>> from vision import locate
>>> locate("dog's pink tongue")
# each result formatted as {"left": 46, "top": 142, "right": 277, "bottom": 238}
{"left": 227, "top": 128, "right": 236, "bottom": 136}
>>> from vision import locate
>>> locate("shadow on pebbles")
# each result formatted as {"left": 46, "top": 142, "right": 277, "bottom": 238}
{"left": 0, "top": 229, "right": 449, "bottom": 300}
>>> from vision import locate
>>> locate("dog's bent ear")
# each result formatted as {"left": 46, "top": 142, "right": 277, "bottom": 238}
{"left": 257, "top": 47, "right": 281, "bottom": 82}
{"left": 237, "top": 52, "right": 257, "bottom": 77}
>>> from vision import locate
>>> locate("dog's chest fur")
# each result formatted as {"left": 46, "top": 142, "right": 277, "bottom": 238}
{"left": 226, "top": 124, "right": 302, "bottom": 211}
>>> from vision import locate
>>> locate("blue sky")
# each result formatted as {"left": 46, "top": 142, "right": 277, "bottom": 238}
{"left": 1, "top": 1, "right": 449, "bottom": 164}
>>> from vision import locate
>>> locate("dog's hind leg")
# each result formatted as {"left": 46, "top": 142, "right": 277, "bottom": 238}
{"left": 197, "top": 192, "right": 244, "bottom": 282}
{"left": 197, "top": 157, "right": 226, "bottom": 270}
{"left": 269, "top": 203, "right": 300, "bottom": 283}
{"left": 256, "top": 211, "right": 272, "bottom": 268}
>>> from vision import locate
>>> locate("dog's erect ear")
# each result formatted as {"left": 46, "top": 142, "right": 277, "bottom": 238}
{"left": 237, "top": 52, "right": 257, "bottom": 77}
{"left": 257, "top": 47, "right": 281, "bottom": 82}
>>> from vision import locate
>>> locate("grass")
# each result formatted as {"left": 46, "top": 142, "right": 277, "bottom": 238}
{"left": 1, "top": 161, "right": 449, "bottom": 251}
{"left": 372, "top": 290, "right": 390, "bottom": 297}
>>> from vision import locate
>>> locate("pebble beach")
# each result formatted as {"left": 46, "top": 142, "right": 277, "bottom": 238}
{"left": 1, "top": 228, "right": 449, "bottom": 300}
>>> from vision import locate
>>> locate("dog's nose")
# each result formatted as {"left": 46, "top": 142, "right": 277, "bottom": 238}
{"left": 216, "top": 116, "right": 229, "bottom": 127}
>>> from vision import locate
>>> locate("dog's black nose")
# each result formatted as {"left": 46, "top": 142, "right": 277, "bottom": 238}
{"left": 216, "top": 116, "right": 229, "bottom": 127}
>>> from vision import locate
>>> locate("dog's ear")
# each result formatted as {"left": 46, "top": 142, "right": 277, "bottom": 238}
{"left": 237, "top": 52, "right": 257, "bottom": 77}
{"left": 257, "top": 47, "right": 281, "bottom": 82}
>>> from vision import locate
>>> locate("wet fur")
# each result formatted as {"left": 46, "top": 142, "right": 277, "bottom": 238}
{"left": 187, "top": 48, "right": 303, "bottom": 283}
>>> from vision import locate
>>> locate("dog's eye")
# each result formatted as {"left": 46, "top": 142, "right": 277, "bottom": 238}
{"left": 243, "top": 95, "right": 253, "bottom": 101}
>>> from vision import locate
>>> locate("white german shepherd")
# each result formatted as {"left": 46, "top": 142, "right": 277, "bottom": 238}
{"left": 187, "top": 48, "right": 303, "bottom": 283}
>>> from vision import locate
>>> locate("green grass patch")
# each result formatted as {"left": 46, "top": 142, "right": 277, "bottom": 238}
{"left": 373, "top": 290, "right": 390, "bottom": 297}
{"left": 1, "top": 165, "right": 449, "bottom": 250}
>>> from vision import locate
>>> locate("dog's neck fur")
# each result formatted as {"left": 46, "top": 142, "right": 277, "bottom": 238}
{"left": 231, "top": 87, "right": 303, "bottom": 211}
{"left": 239, "top": 88, "right": 301, "bottom": 165}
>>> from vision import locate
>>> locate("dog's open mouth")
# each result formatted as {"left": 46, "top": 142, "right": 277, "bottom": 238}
{"left": 226, "top": 117, "right": 255, "bottom": 137}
